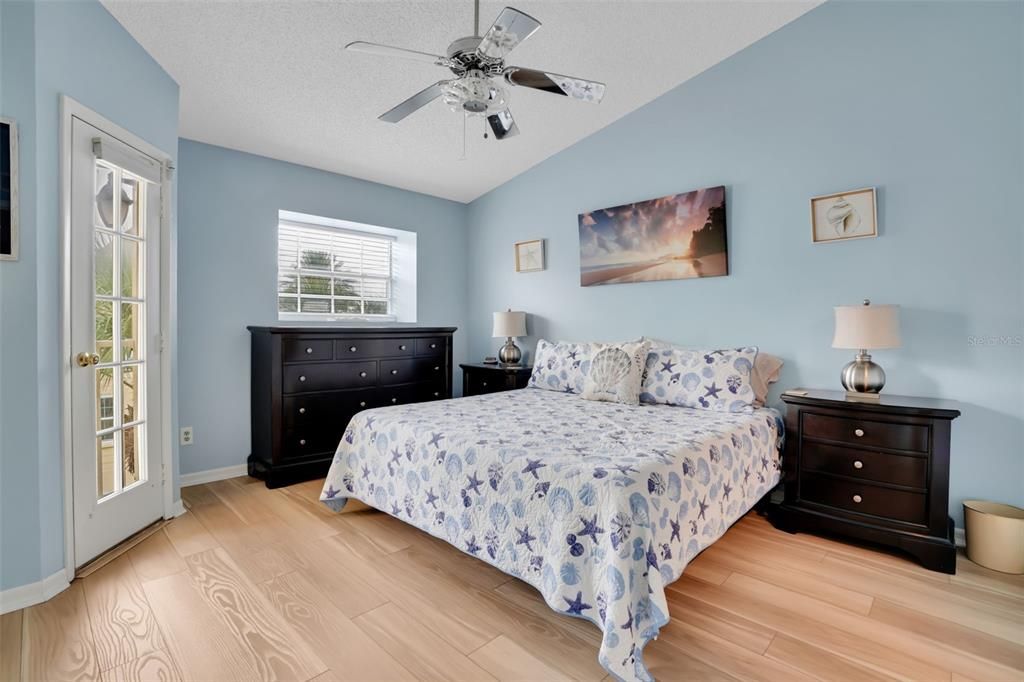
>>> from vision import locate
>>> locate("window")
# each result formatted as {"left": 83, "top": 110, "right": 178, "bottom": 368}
{"left": 278, "top": 220, "right": 395, "bottom": 318}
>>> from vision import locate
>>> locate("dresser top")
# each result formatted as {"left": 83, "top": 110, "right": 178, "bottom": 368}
{"left": 248, "top": 325, "right": 457, "bottom": 335}
{"left": 781, "top": 388, "right": 960, "bottom": 419}
{"left": 460, "top": 362, "right": 533, "bottom": 373}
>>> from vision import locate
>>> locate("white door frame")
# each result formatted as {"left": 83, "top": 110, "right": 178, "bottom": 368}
{"left": 58, "top": 96, "right": 178, "bottom": 581}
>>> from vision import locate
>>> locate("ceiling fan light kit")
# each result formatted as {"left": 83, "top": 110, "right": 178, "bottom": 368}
{"left": 346, "top": 1, "right": 605, "bottom": 142}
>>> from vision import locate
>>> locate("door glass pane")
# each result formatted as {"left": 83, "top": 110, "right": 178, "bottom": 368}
{"left": 95, "top": 232, "right": 114, "bottom": 296}
{"left": 96, "top": 367, "right": 115, "bottom": 432}
{"left": 121, "top": 176, "right": 139, "bottom": 236}
{"left": 95, "top": 165, "right": 114, "bottom": 228}
{"left": 97, "top": 435, "right": 116, "bottom": 498}
{"left": 96, "top": 301, "right": 114, "bottom": 363}
{"left": 122, "top": 425, "right": 140, "bottom": 487}
{"left": 120, "top": 238, "right": 141, "bottom": 299}
{"left": 121, "top": 302, "right": 140, "bottom": 361}
{"left": 122, "top": 364, "right": 139, "bottom": 424}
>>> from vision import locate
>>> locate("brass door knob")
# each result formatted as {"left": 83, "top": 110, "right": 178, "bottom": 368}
{"left": 76, "top": 352, "right": 100, "bottom": 367}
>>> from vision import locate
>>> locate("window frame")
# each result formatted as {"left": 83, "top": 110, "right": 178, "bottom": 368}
{"left": 277, "top": 218, "right": 397, "bottom": 322}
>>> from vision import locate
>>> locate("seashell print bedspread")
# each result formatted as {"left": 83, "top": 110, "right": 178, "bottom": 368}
{"left": 321, "top": 388, "right": 783, "bottom": 681}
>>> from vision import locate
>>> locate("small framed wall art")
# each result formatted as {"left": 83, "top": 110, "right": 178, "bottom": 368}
{"left": 1, "top": 117, "right": 18, "bottom": 261}
{"left": 810, "top": 187, "right": 877, "bottom": 244}
{"left": 514, "top": 239, "right": 545, "bottom": 272}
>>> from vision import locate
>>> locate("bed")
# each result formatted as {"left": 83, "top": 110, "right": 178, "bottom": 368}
{"left": 320, "top": 387, "right": 783, "bottom": 681}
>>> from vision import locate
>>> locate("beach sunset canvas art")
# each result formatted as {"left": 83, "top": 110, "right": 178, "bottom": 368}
{"left": 578, "top": 185, "right": 728, "bottom": 286}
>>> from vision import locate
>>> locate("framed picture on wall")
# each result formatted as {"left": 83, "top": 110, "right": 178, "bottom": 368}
{"left": 1, "top": 117, "right": 17, "bottom": 261}
{"left": 810, "top": 187, "right": 877, "bottom": 244}
{"left": 515, "top": 239, "right": 545, "bottom": 272}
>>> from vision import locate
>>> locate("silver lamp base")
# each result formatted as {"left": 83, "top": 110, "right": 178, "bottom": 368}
{"left": 840, "top": 350, "right": 885, "bottom": 399}
{"left": 498, "top": 337, "right": 522, "bottom": 365}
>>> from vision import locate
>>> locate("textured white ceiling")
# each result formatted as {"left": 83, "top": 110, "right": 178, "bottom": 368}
{"left": 102, "top": 1, "right": 818, "bottom": 203}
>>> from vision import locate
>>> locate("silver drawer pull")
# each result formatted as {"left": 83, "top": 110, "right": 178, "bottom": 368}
{"left": 482, "top": 381, "right": 488, "bottom": 387}
{"left": 391, "top": 369, "right": 398, "bottom": 375}
{"left": 349, "top": 345, "right": 357, "bottom": 352}
{"left": 853, "top": 460, "right": 863, "bottom": 469}
{"left": 434, "top": 366, "right": 440, "bottom": 371}
{"left": 391, "top": 397, "right": 398, "bottom": 404}
{"left": 400, "top": 344, "right": 407, "bottom": 350}
{"left": 299, "top": 439, "right": 306, "bottom": 446}
{"left": 359, "top": 371, "right": 367, "bottom": 378}
{"left": 305, "top": 347, "right": 313, "bottom": 354}
{"left": 430, "top": 343, "right": 437, "bottom": 349}
{"left": 299, "top": 375, "right": 306, "bottom": 382}
{"left": 854, "top": 428, "right": 865, "bottom": 437}
{"left": 298, "top": 407, "right": 306, "bottom": 414}
{"left": 433, "top": 392, "right": 440, "bottom": 397}
{"left": 852, "top": 494, "right": 863, "bottom": 503}
{"left": 359, "top": 401, "right": 366, "bottom": 407}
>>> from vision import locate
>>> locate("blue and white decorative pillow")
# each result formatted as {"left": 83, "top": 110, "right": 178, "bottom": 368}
{"left": 527, "top": 339, "right": 594, "bottom": 394}
{"left": 640, "top": 346, "right": 759, "bottom": 412}
{"left": 580, "top": 340, "right": 650, "bottom": 405}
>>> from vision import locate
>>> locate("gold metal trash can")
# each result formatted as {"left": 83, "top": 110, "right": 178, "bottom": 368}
{"left": 963, "top": 500, "right": 1024, "bottom": 574}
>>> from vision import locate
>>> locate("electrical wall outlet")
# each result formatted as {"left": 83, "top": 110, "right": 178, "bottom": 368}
{"left": 180, "top": 426, "right": 194, "bottom": 446}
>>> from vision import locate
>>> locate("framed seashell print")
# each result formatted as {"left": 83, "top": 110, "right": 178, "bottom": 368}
{"left": 514, "top": 239, "right": 545, "bottom": 272}
{"left": 810, "top": 187, "right": 877, "bottom": 243}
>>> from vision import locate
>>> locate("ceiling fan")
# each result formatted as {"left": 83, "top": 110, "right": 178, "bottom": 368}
{"left": 346, "top": 0, "right": 606, "bottom": 140}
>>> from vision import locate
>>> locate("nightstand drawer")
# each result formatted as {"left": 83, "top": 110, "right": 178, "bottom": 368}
{"left": 467, "top": 373, "right": 504, "bottom": 395}
{"left": 802, "top": 472, "right": 927, "bottom": 525}
{"left": 801, "top": 441, "right": 928, "bottom": 489}
{"left": 803, "top": 412, "right": 929, "bottom": 453}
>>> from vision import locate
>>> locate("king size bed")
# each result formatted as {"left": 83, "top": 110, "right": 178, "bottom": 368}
{"left": 320, "top": 384, "right": 783, "bottom": 681}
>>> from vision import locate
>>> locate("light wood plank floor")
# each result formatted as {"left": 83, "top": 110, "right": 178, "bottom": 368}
{"left": 2, "top": 475, "right": 1022, "bottom": 681}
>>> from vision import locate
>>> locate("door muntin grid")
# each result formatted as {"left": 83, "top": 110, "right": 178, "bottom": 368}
{"left": 93, "top": 160, "right": 148, "bottom": 500}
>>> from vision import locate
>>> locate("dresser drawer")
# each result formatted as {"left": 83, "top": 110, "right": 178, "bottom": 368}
{"left": 802, "top": 473, "right": 927, "bottom": 525}
{"left": 374, "top": 383, "right": 422, "bottom": 407}
{"left": 803, "top": 412, "right": 929, "bottom": 453}
{"left": 417, "top": 381, "right": 448, "bottom": 402}
{"left": 283, "top": 361, "right": 377, "bottom": 393}
{"left": 380, "top": 358, "right": 417, "bottom": 385}
{"left": 282, "top": 338, "right": 333, "bottom": 363}
{"left": 340, "top": 388, "right": 377, "bottom": 412}
{"left": 282, "top": 428, "right": 343, "bottom": 459}
{"left": 415, "top": 337, "right": 446, "bottom": 357}
{"left": 282, "top": 394, "right": 336, "bottom": 430}
{"left": 801, "top": 441, "right": 928, "bottom": 489}
{"left": 335, "top": 338, "right": 414, "bottom": 359}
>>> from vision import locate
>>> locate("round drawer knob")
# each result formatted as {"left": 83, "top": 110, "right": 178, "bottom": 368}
{"left": 305, "top": 347, "right": 313, "bottom": 354}
{"left": 852, "top": 494, "right": 863, "bottom": 503}
{"left": 400, "top": 344, "right": 407, "bottom": 350}
{"left": 854, "top": 428, "right": 865, "bottom": 437}
{"left": 298, "top": 407, "right": 306, "bottom": 414}
{"left": 391, "top": 369, "right": 398, "bottom": 375}
{"left": 853, "top": 460, "right": 863, "bottom": 469}
{"left": 359, "top": 371, "right": 367, "bottom": 378}
{"left": 299, "top": 375, "right": 306, "bottom": 382}
{"left": 430, "top": 343, "right": 437, "bottom": 349}
{"left": 433, "top": 392, "right": 440, "bottom": 397}
{"left": 391, "top": 398, "right": 398, "bottom": 404}
{"left": 349, "top": 346, "right": 357, "bottom": 352}
{"left": 482, "top": 381, "right": 488, "bottom": 387}
{"left": 299, "top": 439, "right": 306, "bottom": 446}
{"left": 434, "top": 366, "right": 440, "bottom": 371}
{"left": 359, "top": 401, "right": 366, "bottom": 407}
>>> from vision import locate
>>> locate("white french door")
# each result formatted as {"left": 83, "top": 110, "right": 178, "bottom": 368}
{"left": 69, "top": 116, "right": 164, "bottom": 566}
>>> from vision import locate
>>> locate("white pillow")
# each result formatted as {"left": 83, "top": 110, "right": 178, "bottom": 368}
{"left": 644, "top": 337, "right": 782, "bottom": 407}
{"left": 581, "top": 340, "right": 650, "bottom": 406}
{"left": 640, "top": 343, "right": 759, "bottom": 413}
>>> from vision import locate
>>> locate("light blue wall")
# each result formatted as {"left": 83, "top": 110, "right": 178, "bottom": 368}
{"left": 466, "top": 0, "right": 1024, "bottom": 525}
{"left": 176, "top": 140, "right": 468, "bottom": 476}
{"left": 0, "top": 0, "right": 179, "bottom": 591}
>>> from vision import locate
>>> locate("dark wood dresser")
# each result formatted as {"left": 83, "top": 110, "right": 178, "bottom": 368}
{"left": 248, "top": 326, "right": 456, "bottom": 487}
{"left": 460, "top": 363, "right": 533, "bottom": 396}
{"left": 770, "top": 389, "right": 960, "bottom": 573}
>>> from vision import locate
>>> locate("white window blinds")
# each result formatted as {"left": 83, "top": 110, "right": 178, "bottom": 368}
{"left": 278, "top": 220, "right": 394, "bottom": 317}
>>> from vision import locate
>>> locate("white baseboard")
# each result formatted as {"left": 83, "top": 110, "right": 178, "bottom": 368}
{"left": 0, "top": 569, "right": 69, "bottom": 615}
{"left": 166, "top": 498, "right": 187, "bottom": 518}
{"left": 179, "top": 463, "right": 249, "bottom": 487}
{"left": 954, "top": 527, "right": 966, "bottom": 548}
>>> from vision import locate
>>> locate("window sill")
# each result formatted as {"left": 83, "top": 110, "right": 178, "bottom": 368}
{"left": 278, "top": 312, "right": 404, "bottom": 324}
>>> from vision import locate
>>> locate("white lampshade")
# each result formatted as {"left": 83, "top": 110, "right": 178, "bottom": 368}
{"left": 493, "top": 310, "right": 527, "bottom": 338}
{"left": 832, "top": 301, "right": 901, "bottom": 350}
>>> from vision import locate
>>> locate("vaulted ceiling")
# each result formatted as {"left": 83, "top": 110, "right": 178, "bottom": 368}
{"left": 102, "top": 1, "right": 818, "bottom": 202}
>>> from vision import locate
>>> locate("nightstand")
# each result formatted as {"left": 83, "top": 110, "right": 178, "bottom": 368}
{"left": 460, "top": 363, "right": 533, "bottom": 397}
{"left": 770, "top": 389, "right": 960, "bottom": 573}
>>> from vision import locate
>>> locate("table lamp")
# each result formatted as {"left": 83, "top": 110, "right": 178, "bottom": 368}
{"left": 493, "top": 309, "right": 527, "bottom": 365}
{"left": 832, "top": 299, "right": 901, "bottom": 399}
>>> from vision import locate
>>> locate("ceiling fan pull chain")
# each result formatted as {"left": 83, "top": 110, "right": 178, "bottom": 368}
{"left": 473, "top": 0, "right": 480, "bottom": 37}
{"left": 460, "top": 111, "right": 468, "bottom": 159}
{"left": 483, "top": 116, "right": 489, "bottom": 140}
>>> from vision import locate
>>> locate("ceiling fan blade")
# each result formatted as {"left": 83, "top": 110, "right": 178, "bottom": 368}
{"left": 504, "top": 67, "right": 605, "bottom": 103}
{"left": 477, "top": 7, "right": 541, "bottom": 60}
{"left": 486, "top": 109, "right": 520, "bottom": 140}
{"left": 379, "top": 82, "right": 448, "bottom": 123}
{"left": 346, "top": 41, "right": 451, "bottom": 67}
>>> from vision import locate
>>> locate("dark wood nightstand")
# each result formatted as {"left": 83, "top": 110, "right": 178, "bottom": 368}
{"left": 770, "top": 389, "right": 960, "bottom": 573}
{"left": 460, "top": 363, "right": 533, "bottom": 397}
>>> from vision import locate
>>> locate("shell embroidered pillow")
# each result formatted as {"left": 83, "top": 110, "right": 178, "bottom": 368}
{"left": 640, "top": 346, "right": 759, "bottom": 412}
{"left": 580, "top": 340, "right": 650, "bottom": 405}
{"left": 527, "top": 339, "right": 595, "bottom": 394}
